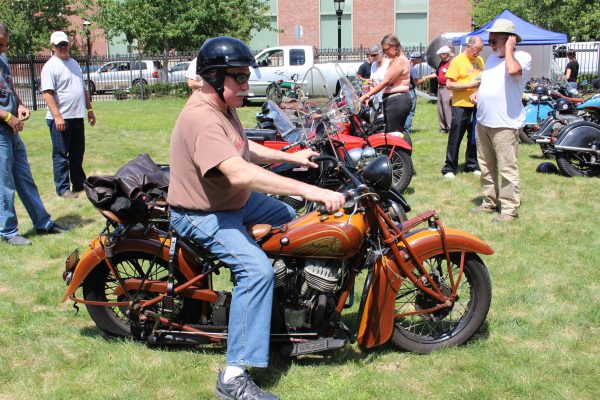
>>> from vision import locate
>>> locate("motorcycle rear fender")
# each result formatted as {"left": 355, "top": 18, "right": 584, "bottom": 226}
{"left": 356, "top": 227, "right": 492, "bottom": 349}
{"left": 554, "top": 121, "right": 600, "bottom": 150}
{"left": 61, "top": 237, "right": 202, "bottom": 302}
{"left": 367, "top": 132, "right": 412, "bottom": 152}
{"left": 524, "top": 103, "right": 553, "bottom": 125}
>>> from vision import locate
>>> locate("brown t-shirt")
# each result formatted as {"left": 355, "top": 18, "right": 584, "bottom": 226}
{"left": 167, "top": 91, "right": 250, "bottom": 211}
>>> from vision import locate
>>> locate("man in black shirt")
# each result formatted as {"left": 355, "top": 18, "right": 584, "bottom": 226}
{"left": 356, "top": 44, "right": 380, "bottom": 80}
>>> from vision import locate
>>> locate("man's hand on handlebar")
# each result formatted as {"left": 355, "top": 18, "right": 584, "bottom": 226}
{"left": 304, "top": 187, "right": 346, "bottom": 213}
{"left": 288, "top": 149, "right": 320, "bottom": 168}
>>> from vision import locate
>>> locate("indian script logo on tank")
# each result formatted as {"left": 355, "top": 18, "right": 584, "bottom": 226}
{"left": 295, "top": 237, "right": 343, "bottom": 256}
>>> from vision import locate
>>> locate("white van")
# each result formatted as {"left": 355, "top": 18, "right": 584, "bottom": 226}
{"left": 551, "top": 42, "right": 600, "bottom": 77}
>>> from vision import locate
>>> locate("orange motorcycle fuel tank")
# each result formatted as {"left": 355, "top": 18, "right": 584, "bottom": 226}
{"left": 261, "top": 209, "right": 366, "bottom": 258}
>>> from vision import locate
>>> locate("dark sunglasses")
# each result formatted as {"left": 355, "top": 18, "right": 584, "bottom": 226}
{"left": 224, "top": 71, "right": 251, "bottom": 84}
{"left": 368, "top": 53, "right": 379, "bottom": 57}
{"left": 489, "top": 36, "right": 508, "bottom": 46}
{"left": 54, "top": 42, "right": 69, "bottom": 48}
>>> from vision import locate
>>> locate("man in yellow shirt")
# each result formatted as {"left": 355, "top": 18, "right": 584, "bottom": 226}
{"left": 441, "top": 36, "right": 484, "bottom": 178}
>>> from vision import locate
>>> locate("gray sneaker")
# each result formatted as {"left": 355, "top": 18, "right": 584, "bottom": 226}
{"left": 215, "top": 370, "right": 279, "bottom": 400}
{"left": 4, "top": 235, "right": 32, "bottom": 246}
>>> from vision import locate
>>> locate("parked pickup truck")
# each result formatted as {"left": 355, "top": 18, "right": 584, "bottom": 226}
{"left": 248, "top": 45, "right": 363, "bottom": 99}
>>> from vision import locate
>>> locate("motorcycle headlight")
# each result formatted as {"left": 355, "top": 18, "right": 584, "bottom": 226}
{"left": 348, "top": 148, "right": 363, "bottom": 167}
{"left": 362, "top": 155, "right": 392, "bottom": 191}
{"left": 361, "top": 147, "right": 377, "bottom": 166}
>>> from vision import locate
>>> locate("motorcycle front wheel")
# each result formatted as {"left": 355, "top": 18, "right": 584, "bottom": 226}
{"left": 519, "top": 126, "right": 536, "bottom": 144}
{"left": 82, "top": 251, "right": 201, "bottom": 338}
{"left": 375, "top": 146, "right": 414, "bottom": 193}
{"left": 391, "top": 252, "right": 491, "bottom": 354}
{"left": 555, "top": 151, "right": 600, "bottom": 177}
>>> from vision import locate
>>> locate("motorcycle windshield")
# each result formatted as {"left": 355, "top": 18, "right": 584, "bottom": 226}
{"left": 266, "top": 100, "right": 307, "bottom": 143}
{"left": 296, "top": 67, "right": 340, "bottom": 130}
{"left": 335, "top": 63, "right": 361, "bottom": 115}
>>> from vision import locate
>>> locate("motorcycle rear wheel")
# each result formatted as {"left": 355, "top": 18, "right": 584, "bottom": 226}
{"left": 555, "top": 152, "right": 600, "bottom": 177}
{"left": 375, "top": 146, "right": 413, "bottom": 193}
{"left": 391, "top": 252, "right": 491, "bottom": 354}
{"left": 82, "top": 251, "right": 200, "bottom": 338}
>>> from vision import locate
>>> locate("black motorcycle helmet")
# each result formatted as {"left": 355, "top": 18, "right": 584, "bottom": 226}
{"left": 196, "top": 36, "right": 258, "bottom": 101}
{"left": 532, "top": 85, "right": 547, "bottom": 96}
{"left": 554, "top": 98, "right": 575, "bottom": 113}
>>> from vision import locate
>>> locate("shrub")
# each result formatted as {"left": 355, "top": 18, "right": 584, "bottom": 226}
{"left": 113, "top": 90, "right": 128, "bottom": 100}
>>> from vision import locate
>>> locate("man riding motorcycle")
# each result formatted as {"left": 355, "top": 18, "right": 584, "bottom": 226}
{"left": 167, "top": 36, "right": 345, "bottom": 400}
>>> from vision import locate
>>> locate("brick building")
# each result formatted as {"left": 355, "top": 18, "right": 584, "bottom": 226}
{"left": 249, "top": 0, "right": 473, "bottom": 50}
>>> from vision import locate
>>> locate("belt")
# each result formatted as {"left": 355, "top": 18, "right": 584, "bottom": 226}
{"left": 382, "top": 92, "right": 409, "bottom": 100}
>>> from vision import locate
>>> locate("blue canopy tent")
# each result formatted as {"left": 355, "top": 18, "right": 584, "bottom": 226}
{"left": 451, "top": 10, "right": 567, "bottom": 78}
{"left": 452, "top": 10, "right": 567, "bottom": 46}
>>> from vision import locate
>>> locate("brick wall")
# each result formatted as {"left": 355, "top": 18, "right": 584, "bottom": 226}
{"left": 278, "top": 0, "right": 320, "bottom": 46}
{"left": 428, "top": 0, "right": 473, "bottom": 40}
{"left": 352, "top": 0, "right": 396, "bottom": 49}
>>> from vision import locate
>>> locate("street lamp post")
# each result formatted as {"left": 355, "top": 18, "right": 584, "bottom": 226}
{"left": 334, "top": 0, "right": 345, "bottom": 61}
{"left": 83, "top": 20, "right": 92, "bottom": 97}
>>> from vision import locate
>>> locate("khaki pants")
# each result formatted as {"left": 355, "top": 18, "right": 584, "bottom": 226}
{"left": 476, "top": 123, "right": 520, "bottom": 216}
{"left": 437, "top": 86, "right": 452, "bottom": 132}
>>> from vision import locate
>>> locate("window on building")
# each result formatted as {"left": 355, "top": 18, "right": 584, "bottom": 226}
{"left": 320, "top": 0, "right": 353, "bottom": 49}
{"left": 395, "top": 0, "right": 427, "bottom": 47}
{"left": 249, "top": 0, "right": 278, "bottom": 51}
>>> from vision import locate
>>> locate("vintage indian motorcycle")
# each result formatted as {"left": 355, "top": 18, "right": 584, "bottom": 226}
{"left": 62, "top": 155, "right": 493, "bottom": 355}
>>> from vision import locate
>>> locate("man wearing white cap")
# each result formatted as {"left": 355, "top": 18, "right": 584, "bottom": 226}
{"left": 470, "top": 19, "right": 531, "bottom": 223}
{"left": 433, "top": 46, "right": 454, "bottom": 133}
{"left": 41, "top": 31, "right": 95, "bottom": 199}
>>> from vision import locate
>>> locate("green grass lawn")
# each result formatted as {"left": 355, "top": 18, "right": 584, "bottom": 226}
{"left": 0, "top": 98, "right": 598, "bottom": 399}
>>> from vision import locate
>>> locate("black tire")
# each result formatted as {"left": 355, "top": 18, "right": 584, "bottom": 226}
{"left": 266, "top": 83, "right": 283, "bottom": 104}
{"left": 519, "top": 126, "right": 536, "bottom": 144}
{"left": 132, "top": 79, "right": 148, "bottom": 90}
{"left": 82, "top": 251, "right": 200, "bottom": 338}
{"left": 85, "top": 81, "right": 96, "bottom": 95}
{"left": 390, "top": 252, "right": 492, "bottom": 354}
{"left": 375, "top": 146, "right": 413, "bottom": 193}
{"left": 555, "top": 151, "right": 600, "bottom": 177}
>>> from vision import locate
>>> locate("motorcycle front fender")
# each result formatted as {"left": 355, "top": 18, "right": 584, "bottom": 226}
{"left": 367, "top": 132, "right": 412, "bottom": 152}
{"left": 61, "top": 236, "right": 202, "bottom": 302}
{"left": 554, "top": 121, "right": 600, "bottom": 151}
{"left": 356, "top": 227, "right": 493, "bottom": 349}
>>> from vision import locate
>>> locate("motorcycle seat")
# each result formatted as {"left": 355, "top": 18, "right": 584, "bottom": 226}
{"left": 246, "top": 224, "right": 272, "bottom": 241}
{"left": 244, "top": 128, "right": 278, "bottom": 141}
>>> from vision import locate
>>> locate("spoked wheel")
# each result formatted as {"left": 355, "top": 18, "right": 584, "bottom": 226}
{"left": 519, "top": 126, "right": 536, "bottom": 144}
{"left": 391, "top": 252, "right": 492, "bottom": 354}
{"left": 266, "top": 82, "right": 283, "bottom": 105}
{"left": 555, "top": 151, "right": 600, "bottom": 177}
{"left": 82, "top": 251, "right": 201, "bottom": 338}
{"left": 376, "top": 146, "right": 414, "bottom": 193}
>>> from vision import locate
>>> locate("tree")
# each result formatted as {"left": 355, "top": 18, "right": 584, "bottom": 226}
{"left": 472, "top": 1, "right": 600, "bottom": 41}
{"left": 0, "top": 0, "right": 77, "bottom": 55}
{"left": 85, "top": 0, "right": 272, "bottom": 54}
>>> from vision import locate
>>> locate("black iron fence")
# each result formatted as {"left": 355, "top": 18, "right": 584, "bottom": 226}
{"left": 549, "top": 42, "right": 600, "bottom": 88}
{"left": 8, "top": 46, "right": 429, "bottom": 108}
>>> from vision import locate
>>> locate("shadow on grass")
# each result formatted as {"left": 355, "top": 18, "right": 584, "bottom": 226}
{"left": 23, "top": 213, "right": 96, "bottom": 237}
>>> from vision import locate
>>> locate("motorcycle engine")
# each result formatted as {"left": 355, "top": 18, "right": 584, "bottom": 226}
{"left": 271, "top": 258, "right": 343, "bottom": 331}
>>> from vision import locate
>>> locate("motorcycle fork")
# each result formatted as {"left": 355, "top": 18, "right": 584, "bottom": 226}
{"left": 374, "top": 205, "right": 464, "bottom": 310}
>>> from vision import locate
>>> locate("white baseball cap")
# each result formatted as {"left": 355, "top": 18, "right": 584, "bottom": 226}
{"left": 50, "top": 31, "right": 69, "bottom": 46}
{"left": 436, "top": 46, "right": 452, "bottom": 55}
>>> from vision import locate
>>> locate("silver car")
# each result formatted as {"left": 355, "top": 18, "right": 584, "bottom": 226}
{"left": 85, "top": 60, "right": 164, "bottom": 93}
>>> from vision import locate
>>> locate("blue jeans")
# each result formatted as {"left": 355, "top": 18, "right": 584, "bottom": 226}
{"left": 404, "top": 90, "right": 417, "bottom": 133}
{"left": 47, "top": 118, "right": 86, "bottom": 195}
{"left": 0, "top": 132, "right": 53, "bottom": 239}
{"left": 170, "top": 192, "right": 295, "bottom": 367}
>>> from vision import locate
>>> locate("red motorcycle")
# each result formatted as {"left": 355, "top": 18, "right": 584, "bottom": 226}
{"left": 249, "top": 67, "right": 414, "bottom": 193}
{"left": 62, "top": 154, "right": 493, "bottom": 355}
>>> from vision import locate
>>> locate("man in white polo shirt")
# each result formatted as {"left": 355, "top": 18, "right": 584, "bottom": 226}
{"left": 41, "top": 31, "right": 96, "bottom": 198}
